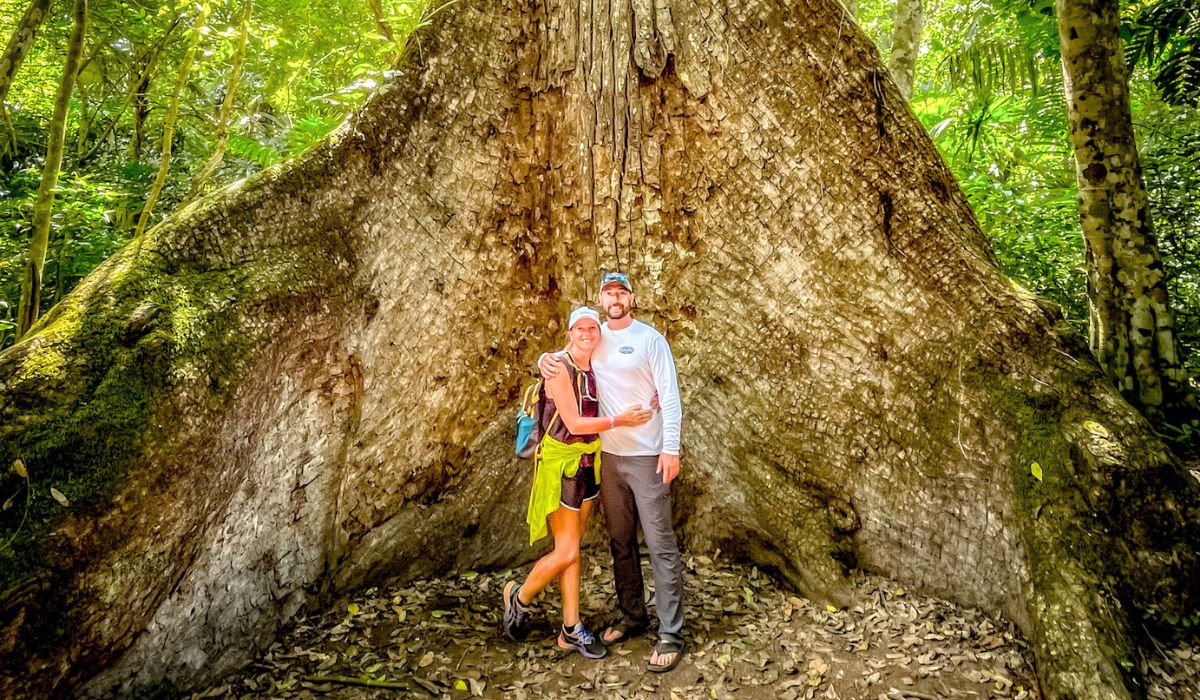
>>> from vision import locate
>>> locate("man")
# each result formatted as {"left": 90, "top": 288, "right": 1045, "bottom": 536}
{"left": 539, "top": 272, "right": 686, "bottom": 672}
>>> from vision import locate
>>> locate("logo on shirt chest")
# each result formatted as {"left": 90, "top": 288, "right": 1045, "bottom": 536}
{"left": 618, "top": 346, "right": 635, "bottom": 354}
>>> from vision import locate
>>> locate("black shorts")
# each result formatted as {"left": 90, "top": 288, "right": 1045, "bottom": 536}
{"left": 560, "top": 457, "right": 600, "bottom": 511}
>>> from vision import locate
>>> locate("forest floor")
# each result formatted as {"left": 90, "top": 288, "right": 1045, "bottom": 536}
{"left": 193, "top": 551, "right": 1200, "bottom": 700}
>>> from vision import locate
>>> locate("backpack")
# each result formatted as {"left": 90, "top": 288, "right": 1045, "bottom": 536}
{"left": 514, "top": 353, "right": 585, "bottom": 458}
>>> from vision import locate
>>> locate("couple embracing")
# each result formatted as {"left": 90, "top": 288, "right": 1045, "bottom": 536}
{"left": 502, "top": 272, "right": 686, "bottom": 673}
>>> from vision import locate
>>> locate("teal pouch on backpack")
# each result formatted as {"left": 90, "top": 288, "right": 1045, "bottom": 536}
{"left": 515, "top": 413, "right": 536, "bottom": 457}
{"left": 515, "top": 381, "right": 543, "bottom": 458}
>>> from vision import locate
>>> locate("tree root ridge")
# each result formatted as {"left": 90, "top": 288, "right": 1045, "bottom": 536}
{"left": 986, "top": 357, "right": 1200, "bottom": 699}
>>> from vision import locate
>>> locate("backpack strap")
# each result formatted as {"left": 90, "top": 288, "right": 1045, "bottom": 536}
{"left": 543, "top": 351, "right": 586, "bottom": 438}
{"left": 560, "top": 352, "right": 586, "bottom": 414}
{"left": 521, "top": 381, "right": 542, "bottom": 415}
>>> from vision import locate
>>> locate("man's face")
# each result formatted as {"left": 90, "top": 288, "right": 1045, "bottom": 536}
{"left": 599, "top": 284, "right": 632, "bottom": 320}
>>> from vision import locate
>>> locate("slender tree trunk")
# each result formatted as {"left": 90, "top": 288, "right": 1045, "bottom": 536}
{"left": 0, "top": 0, "right": 54, "bottom": 155}
{"left": 1, "top": 1, "right": 1197, "bottom": 699}
{"left": 368, "top": 0, "right": 407, "bottom": 66}
{"left": 125, "top": 39, "right": 174, "bottom": 163}
{"left": 83, "top": 20, "right": 179, "bottom": 165}
{"left": 1057, "top": 0, "right": 1192, "bottom": 418}
{"left": 889, "top": 0, "right": 923, "bottom": 99}
{"left": 134, "top": 6, "right": 211, "bottom": 237}
{"left": 184, "top": 1, "right": 251, "bottom": 204}
{"left": 72, "top": 43, "right": 103, "bottom": 158}
{"left": 76, "top": 80, "right": 91, "bottom": 157}
{"left": 52, "top": 236, "right": 68, "bottom": 303}
{"left": 368, "top": 0, "right": 395, "bottom": 41}
{"left": 127, "top": 69, "right": 150, "bottom": 161}
{"left": 15, "top": 0, "right": 87, "bottom": 339}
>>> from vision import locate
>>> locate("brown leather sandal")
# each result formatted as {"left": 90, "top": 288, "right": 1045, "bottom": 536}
{"left": 599, "top": 619, "right": 649, "bottom": 646}
{"left": 647, "top": 638, "right": 686, "bottom": 673}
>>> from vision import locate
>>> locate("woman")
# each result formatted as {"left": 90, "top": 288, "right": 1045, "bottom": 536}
{"left": 502, "top": 306, "right": 652, "bottom": 659}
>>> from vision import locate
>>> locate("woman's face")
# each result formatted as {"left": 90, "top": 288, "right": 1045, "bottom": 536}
{"left": 568, "top": 318, "right": 601, "bottom": 352}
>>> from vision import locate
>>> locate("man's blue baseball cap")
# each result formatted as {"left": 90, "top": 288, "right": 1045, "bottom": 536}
{"left": 600, "top": 271, "right": 632, "bottom": 292}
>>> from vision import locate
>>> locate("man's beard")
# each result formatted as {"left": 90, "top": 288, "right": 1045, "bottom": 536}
{"left": 606, "top": 303, "right": 628, "bottom": 319}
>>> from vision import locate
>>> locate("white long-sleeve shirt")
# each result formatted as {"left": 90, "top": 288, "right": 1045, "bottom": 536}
{"left": 591, "top": 319, "right": 682, "bottom": 456}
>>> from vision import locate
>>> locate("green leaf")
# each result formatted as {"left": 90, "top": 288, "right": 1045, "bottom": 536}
{"left": 1030, "top": 462, "right": 1043, "bottom": 482}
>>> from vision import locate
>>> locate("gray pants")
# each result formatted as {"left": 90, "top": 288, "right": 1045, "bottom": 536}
{"left": 600, "top": 452, "right": 685, "bottom": 643}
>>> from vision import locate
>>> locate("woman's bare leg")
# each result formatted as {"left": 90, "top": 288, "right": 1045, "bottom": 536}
{"left": 518, "top": 506, "right": 582, "bottom": 609}
{"left": 556, "top": 499, "right": 595, "bottom": 627}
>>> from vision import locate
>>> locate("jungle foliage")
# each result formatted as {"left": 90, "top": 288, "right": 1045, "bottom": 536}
{"left": 0, "top": 0, "right": 436, "bottom": 341}
{"left": 859, "top": 0, "right": 1200, "bottom": 393}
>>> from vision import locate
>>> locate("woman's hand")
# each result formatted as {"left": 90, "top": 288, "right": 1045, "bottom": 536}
{"left": 615, "top": 405, "right": 653, "bottom": 428}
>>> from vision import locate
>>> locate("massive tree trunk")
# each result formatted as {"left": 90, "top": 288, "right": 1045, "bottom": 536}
{"left": 1057, "top": 0, "right": 1193, "bottom": 419}
{"left": 0, "top": 1, "right": 1197, "bottom": 698}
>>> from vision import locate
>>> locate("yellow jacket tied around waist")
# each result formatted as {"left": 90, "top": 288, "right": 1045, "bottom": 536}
{"left": 526, "top": 435, "right": 602, "bottom": 544}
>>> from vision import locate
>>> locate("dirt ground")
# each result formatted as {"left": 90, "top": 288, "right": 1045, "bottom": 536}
{"left": 192, "top": 551, "right": 1199, "bottom": 699}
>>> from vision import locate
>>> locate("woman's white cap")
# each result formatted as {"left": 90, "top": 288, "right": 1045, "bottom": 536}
{"left": 569, "top": 306, "right": 602, "bottom": 329}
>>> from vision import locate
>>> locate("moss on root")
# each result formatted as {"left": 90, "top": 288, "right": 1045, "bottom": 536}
{"left": 0, "top": 266, "right": 216, "bottom": 585}
{"left": 0, "top": 240, "right": 301, "bottom": 590}
{"left": 969, "top": 360, "right": 1200, "bottom": 698}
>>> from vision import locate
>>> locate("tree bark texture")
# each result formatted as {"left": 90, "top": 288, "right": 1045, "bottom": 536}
{"left": 0, "top": 0, "right": 54, "bottom": 154}
{"left": 1057, "top": 0, "right": 1192, "bottom": 418}
{"left": 15, "top": 0, "right": 87, "bottom": 339}
{"left": 889, "top": 0, "right": 923, "bottom": 100}
{"left": 0, "top": 1, "right": 1197, "bottom": 698}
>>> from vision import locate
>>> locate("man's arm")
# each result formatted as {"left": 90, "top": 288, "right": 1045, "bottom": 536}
{"left": 647, "top": 333, "right": 682, "bottom": 483}
{"left": 537, "top": 352, "right": 567, "bottom": 379}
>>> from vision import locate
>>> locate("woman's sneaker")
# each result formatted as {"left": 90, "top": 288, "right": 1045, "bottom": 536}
{"left": 501, "top": 581, "right": 532, "bottom": 641}
{"left": 558, "top": 622, "right": 608, "bottom": 659}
